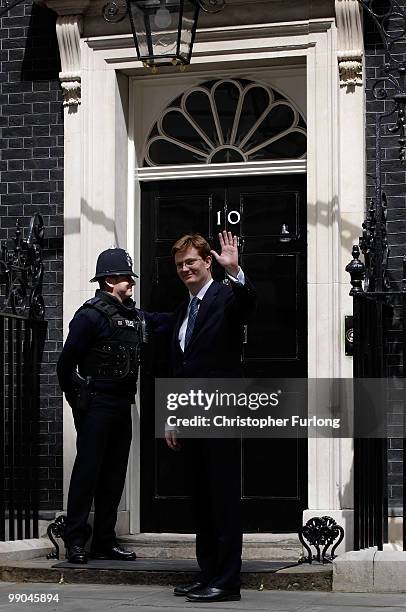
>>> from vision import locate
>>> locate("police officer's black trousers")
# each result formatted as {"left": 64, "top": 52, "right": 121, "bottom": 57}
{"left": 65, "top": 393, "right": 132, "bottom": 549}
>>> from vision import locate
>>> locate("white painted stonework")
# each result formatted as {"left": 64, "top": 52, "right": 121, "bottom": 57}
{"left": 56, "top": 15, "right": 83, "bottom": 106}
{"left": 334, "top": 548, "right": 406, "bottom": 592}
{"left": 335, "top": 0, "right": 363, "bottom": 87}
{"left": 0, "top": 538, "right": 54, "bottom": 562}
{"left": 133, "top": 67, "right": 307, "bottom": 179}
{"left": 45, "top": 1, "right": 367, "bottom": 546}
{"left": 334, "top": 547, "right": 376, "bottom": 592}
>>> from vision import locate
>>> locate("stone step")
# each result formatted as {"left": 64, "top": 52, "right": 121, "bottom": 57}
{"left": 118, "top": 533, "right": 303, "bottom": 561}
{"left": 0, "top": 557, "right": 332, "bottom": 591}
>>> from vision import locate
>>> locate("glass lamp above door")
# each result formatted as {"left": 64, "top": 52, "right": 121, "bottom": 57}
{"left": 127, "top": 0, "right": 200, "bottom": 68}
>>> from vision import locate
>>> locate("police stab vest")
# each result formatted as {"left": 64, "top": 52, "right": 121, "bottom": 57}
{"left": 79, "top": 293, "right": 146, "bottom": 384}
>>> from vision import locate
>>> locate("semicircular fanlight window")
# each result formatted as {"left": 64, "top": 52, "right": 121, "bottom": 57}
{"left": 143, "top": 78, "right": 306, "bottom": 167}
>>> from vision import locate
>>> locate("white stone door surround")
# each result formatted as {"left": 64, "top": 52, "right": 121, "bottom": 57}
{"left": 55, "top": 15, "right": 365, "bottom": 547}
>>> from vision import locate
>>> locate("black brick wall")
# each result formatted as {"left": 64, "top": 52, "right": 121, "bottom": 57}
{"left": 364, "top": 2, "right": 406, "bottom": 510}
{"left": 0, "top": 1, "right": 63, "bottom": 512}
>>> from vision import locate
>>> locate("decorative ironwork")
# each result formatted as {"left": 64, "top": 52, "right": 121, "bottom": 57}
{"left": 345, "top": 192, "right": 390, "bottom": 295}
{"left": 46, "top": 515, "right": 67, "bottom": 560}
{"left": 346, "top": 191, "right": 390, "bottom": 294}
{"left": 298, "top": 516, "right": 344, "bottom": 564}
{"left": 346, "top": 192, "right": 390, "bottom": 294}
{"left": 360, "top": 198, "right": 376, "bottom": 291}
{"left": 343, "top": 0, "right": 404, "bottom": 299}
{"left": 103, "top": 0, "right": 225, "bottom": 22}
{"left": 0, "top": 0, "right": 28, "bottom": 18}
{"left": 358, "top": 0, "right": 406, "bottom": 161}
{"left": 0, "top": 214, "right": 45, "bottom": 320}
{"left": 103, "top": 0, "right": 128, "bottom": 23}
{"left": 198, "top": 0, "right": 225, "bottom": 12}
{"left": 346, "top": 245, "right": 366, "bottom": 295}
{"left": 345, "top": 1, "right": 405, "bottom": 545}
{"left": 344, "top": 0, "right": 406, "bottom": 297}
{"left": 46, "top": 515, "right": 92, "bottom": 560}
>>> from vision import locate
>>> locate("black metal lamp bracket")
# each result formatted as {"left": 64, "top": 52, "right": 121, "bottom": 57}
{"left": 103, "top": 0, "right": 225, "bottom": 23}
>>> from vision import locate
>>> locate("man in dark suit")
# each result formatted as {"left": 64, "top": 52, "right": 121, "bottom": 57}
{"left": 165, "top": 231, "right": 256, "bottom": 603}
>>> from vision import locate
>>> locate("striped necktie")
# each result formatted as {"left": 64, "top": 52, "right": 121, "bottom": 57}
{"left": 184, "top": 297, "right": 199, "bottom": 349}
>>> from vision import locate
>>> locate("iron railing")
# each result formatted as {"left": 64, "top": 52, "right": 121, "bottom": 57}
{"left": 348, "top": 245, "right": 406, "bottom": 551}
{"left": 0, "top": 214, "right": 46, "bottom": 541}
{"left": 346, "top": 0, "right": 406, "bottom": 553}
{"left": 0, "top": 315, "right": 47, "bottom": 540}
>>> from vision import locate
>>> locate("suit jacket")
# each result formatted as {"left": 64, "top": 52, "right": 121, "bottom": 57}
{"left": 171, "top": 277, "right": 256, "bottom": 378}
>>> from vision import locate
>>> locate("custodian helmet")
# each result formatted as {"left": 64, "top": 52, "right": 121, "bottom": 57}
{"left": 90, "top": 248, "right": 139, "bottom": 282}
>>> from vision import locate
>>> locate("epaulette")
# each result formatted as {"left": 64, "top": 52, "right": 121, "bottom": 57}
{"left": 76, "top": 297, "right": 119, "bottom": 331}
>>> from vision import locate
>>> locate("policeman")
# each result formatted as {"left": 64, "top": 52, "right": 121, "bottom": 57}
{"left": 57, "top": 248, "right": 145, "bottom": 564}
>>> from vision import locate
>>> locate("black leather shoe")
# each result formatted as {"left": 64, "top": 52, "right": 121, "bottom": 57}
{"left": 90, "top": 544, "right": 137, "bottom": 561}
{"left": 66, "top": 545, "right": 88, "bottom": 564}
{"left": 173, "top": 581, "right": 206, "bottom": 596}
{"left": 186, "top": 586, "right": 241, "bottom": 602}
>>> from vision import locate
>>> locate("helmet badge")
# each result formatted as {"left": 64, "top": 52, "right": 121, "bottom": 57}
{"left": 125, "top": 251, "right": 133, "bottom": 268}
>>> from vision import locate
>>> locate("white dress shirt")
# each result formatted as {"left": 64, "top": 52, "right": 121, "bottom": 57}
{"left": 178, "top": 268, "right": 245, "bottom": 351}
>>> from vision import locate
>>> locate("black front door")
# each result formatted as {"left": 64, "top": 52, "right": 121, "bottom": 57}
{"left": 140, "top": 175, "right": 307, "bottom": 532}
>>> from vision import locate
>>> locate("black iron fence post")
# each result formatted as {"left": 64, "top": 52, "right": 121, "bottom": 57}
{"left": 347, "top": 237, "right": 389, "bottom": 550}
{"left": 403, "top": 258, "right": 406, "bottom": 551}
{"left": 0, "top": 316, "right": 4, "bottom": 542}
{"left": 0, "top": 214, "right": 46, "bottom": 542}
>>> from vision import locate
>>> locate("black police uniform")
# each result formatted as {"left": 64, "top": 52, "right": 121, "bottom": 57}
{"left": 57, "top": 248, "right": 144, "bottom": 558}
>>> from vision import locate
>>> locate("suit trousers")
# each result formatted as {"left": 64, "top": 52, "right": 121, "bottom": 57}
{"left": 65, "top": 393, "right": 132, "bottom": 549}
{"left": 186, "top": 438, "right": 242, "bottom": 591}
